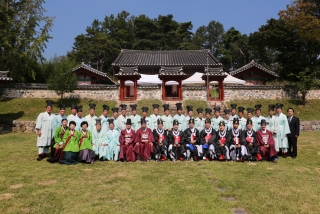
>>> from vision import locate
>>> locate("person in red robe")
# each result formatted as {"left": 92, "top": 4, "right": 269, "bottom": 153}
{"left": 134, "top": 118, "right": 155, "bottom": 162}
{"left": 119, "top": 119, "right": 136, "bottom": 162}
{"left": 256, "top": 119, "right": 278, "bottom": 163}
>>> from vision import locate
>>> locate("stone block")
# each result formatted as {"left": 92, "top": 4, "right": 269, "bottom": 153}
{"left": 312, "top": 125, "right": 317, "bottom": 130}
{"left": 303, "top": 125, "right": 312, "bottom": 130}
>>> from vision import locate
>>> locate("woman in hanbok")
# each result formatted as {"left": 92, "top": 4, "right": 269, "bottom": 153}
{"left": 78, "top": 121, "right": 95, "bottom": 164}
{"left": 60, "top": 121, "right": 80, "bottom": 165}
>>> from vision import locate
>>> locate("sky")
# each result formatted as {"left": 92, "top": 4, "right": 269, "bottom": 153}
{"left": 43, "top": 0, "right": 292, "bottom": 60}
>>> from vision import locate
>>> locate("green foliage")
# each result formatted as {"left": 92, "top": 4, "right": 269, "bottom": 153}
{"left": 0, "top": 0, "right": 54, "bottom": 82}
{"left": 136, "top": 99, "right": 163, "bottom": 116}
{"left": 46, "top": 56, "right": 78, "bottom": 100}
{"left": 183, "top": 100, "right": 208, "bottom": 117}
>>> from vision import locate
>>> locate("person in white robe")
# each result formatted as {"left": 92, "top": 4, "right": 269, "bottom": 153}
{"left": 84, "top": 103, "right": 97, "bottom": 132}
{"left": 149, "top": 104, "right": 161, "bottom": 130}
{"left": 141, "top": 107, "right": 152, "bottom": 128}
{"left": 105, "top": 119, "right": 121, "bottom": 161}
{"left": 211, "top": 106, "right": 224, "bottom": 131}
{"left": 252, "top": 104, "right": 266, "bottom": 131}
{"left": 275, "top": 103, "right": 291, "bottom": 156}
{"left": 66, "top": 104, "right": 78, "bottom": 126}
{"left": 229, "top": 104, "right": 238, "bottom": 121}
{"left": 99, "top": 105, "right": 110, "bottom": 132}
{"left": 195, "top": 108, "right": 205, "bottom": 132}
{"left": 266, "top": 105, "right": 280, "bottom": 154}
{"left": 92, "top": 118, "right": 107, "bottom": 160}
{"left": 50, "top": 104, "right": 67, "bottom": 157}
{"left": 205, "top": 108, "right": 212, "bottom": 120}
{"left": 117, "top": 104, "right": 128, "bottom": 131}
{"left": 75, "top": 105, "right": 86, "bottom": 131}
{"left": 224, "top": 109, "right": 233, "bottom": 131}
{"left": 183, "top": 105, "right": 194, "bottom": 132}
{"left": 237, "top": 106, "right": 247, "bottom": 130}
{"left": 161, "top": 104, "right": 173, "bottom": 131}
{"left": 111, "top": 107, "right": 120, "bottom": 131}
{"left": 173, "top": 103, "right": 185, "bottom": 131}
{"left": 129, "top": 104, "right": 141, "bottom": 131}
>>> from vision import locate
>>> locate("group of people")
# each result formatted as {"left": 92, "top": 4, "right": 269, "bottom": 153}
{"left": 35, "top": 100, "right": 300, "bottom": 165}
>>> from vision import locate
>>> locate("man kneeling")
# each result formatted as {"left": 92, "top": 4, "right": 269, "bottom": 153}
{"left": 213, "top": 121, "right": 231, "bottom": 161}
{"left": 134, "top": 118, "right": 155, "bottom": 162}
{"left": 200, "top": 118, "right": 216, "bottom": 160}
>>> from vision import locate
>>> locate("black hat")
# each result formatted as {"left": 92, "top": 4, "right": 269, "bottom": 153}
{"left": 152, "top": 104, "right": 160, "bottom": 109}
{"left": 142, "top": 107, "right": 149, "bottom": 113}
{"left": 59, "top": 104, "right": 66, "bottom": 110}
{"left": 238, "top": 106, "right": 245, "bottom": 113}
{"left": 120, "top": 104, "right": 127, "bottom": 111}
{"left": 205, "top": 118, "right": 211, "bottom": 124}
{"left": 102, "top": 105, "right": 109, "bottom": 111}
{"left": 255, "top": 104, "right": 262, "bottom": 111}
{"left": 81, "top": 121, "right": 88, "bottom": 127}
{"left": 230, "top": 104, "right": 237, "bottom": 110}
{"left": 77, "top": 105, "right": 83, "bottom": 112}
{"left": 130, "top": 104, "right": 137, "bottom": 111}
{"left": 69, "top": 121, "right": 76, "bottom": 126}
{"left": 175, "top": 103, "right": 183, "bottom": 110}
{"left": 268, "top": 104, "right": 276, "bottom": 111}
{"left": 224, "top": 109, "right": 231, "bottom": 115}
{"left": 157, "top": 118, "right": 163, "bottom": 124}
{"left": 95, "top": 118, "right": 102, "bottom": 124}
{"left": 196, "top": 108, "right": 203, "bottom": 114}
{"left": 141, "top": 118, "right": 146, "bottom": 125}
{"left": 246, "top": 118, "right": 253, "bottom": 125}
{"left": 173, "top": 119, "right": 179, "bottom": 126}
{"left": 205, "top": 108, "right": 212, "bottom": 114}
{"left": 163, "top": 104, "right": 170, "bottom": 111}
{"left": 186, "top": 105, "right": 193, "bottom": 112}
{"left": 70, "top": 104, "right": 77, "bottom": 110}
{"left": 189, "top": 118, "right": 195, "bottom": 124}
{"left": 61, "top": 118, "right": 67, "bottom": 123}
{"left": 218, "top": 120, "right": 225, "bottom": 126}
{"left": 213, "top": 106, "right": 221, "bottom": 112}
{"left": 107, "top": 119, "right": 114, "bottom": 124}
{"left": 233, "top": 118, "right": 239, "bottom": 124}
{"left": 276, "top": 103, "right": 284, "bottom": 109}
{"left": 89, "top": 103, "right": 96, "bottom": 110}
{"left": 112, "top": 107, "right": 119, "bottom": 113}
{"left": 46, "top": 100, "right": 54, "bottom": 107}
{"left": 247, "top": 108, "right": 254, "bottom": 113}
{"left": 126, "top": 118, "right": 132, "bottom": 125}
{"left": 260, "top": 119, "right": 268, "bottom": 126}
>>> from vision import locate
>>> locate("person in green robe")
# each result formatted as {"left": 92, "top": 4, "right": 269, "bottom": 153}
{"left": 149, "top": 104, "right": 161, "bottom": 130}
{"left": 224, "top": 109, "right": 232, "bottom": 131}
{"left": 99, "top": 105, "right": 110, "bottom": 132}
{"left": 195, "top": 108, "right": 205, "bottom": 132}
{"left": 141, "top": 107, "right": 151, "bottom": 128}
{"left": 92, "top": 118, "right": 107, "bottom": 160}
{"left": 118, "top": 104, "right": 128, "bottom": 131}
{"left": 111, "top": 107, "right": 120, "bottom": 131}
{"left": 183, "top": 105, "right": 194, "bottom": 131}
{"left": 84, "top": 103, "right": 97, "bottom": 132}
{"left": 129, "top": 104, "right": 141, "bottom": 131}
{"left": 59, "top": 121, "right": 80, "bottom": 165}
{"left": 78, "top": 121, "right": 95, "bottom": 164}
{"left": 211, "top": 106, "right": 224, "bottom": 131}
{"left": 105, "top": 119, "right": 121, "bottom": 161}
{"left": 266, "top": 105, "right": 280, "bottom": 153}
{"left": 173, "top": 103, "right": 185, "bottom": 131}
{"left": 252, "top": 104, "right": 266, "bottom": 131}
{"left": 35, "top": 100, "right": 55, "bottom": 161}
{"left": 275, "top": 103, "right": 291, "bottom": 157}
{"left": 237, "top": 107, "right": 247, "bottom": 130}
{"left": 47, "top": 118, "right": 69, "bottom": 163}
{"left": 161, "top": 104, "right": 173, "bottom": 131}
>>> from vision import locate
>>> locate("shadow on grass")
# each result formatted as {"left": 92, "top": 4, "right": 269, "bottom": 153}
{"left": 288, "top": 99, "right": 304, "bottom": 106}
{"left": 55, "top": 97, "right": 81, "bottom": 106}
{"left": 0, "top": 97, "right": 14, "bottom": 103}
{"left": 0, "top": 111, "right": 24, "bottom": 122}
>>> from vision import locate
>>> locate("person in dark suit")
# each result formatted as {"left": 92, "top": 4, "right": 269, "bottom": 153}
{"left": 287, "top": 108, "right": 300, "bottom": 159}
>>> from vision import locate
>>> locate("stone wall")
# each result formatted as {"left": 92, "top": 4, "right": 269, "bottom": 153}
{"left": 137, "top": 86, "right": 162, "bottom": 100}
{"left": 183, "top": 86, "right": 207, "bottom": 100}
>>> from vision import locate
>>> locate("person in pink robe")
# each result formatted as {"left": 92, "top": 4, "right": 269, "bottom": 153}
{"left": 134, "top": 118, "right": 155, "bottom": 162}
{"left": 119, "top": 119, "right": 136, "bottom": 162}
{"left": 256, "top": 119, "right": 278, "bottom": 163}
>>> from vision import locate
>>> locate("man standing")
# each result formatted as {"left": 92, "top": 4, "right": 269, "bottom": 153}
{"left": 252, "top": 104, "right": 266, "bottom": 131}
{"left": 256, "top": 119, "right": 278, "bottom": 163}
{"left": 134, "top": 118, "right": 155, "bottom": 162}
{"left": 141, "top": 107, "right": 152, "bottom": 128}
{"left": 184, "top": 105, "right": 194, "bottom": 132}
{"left": 184, "top": 118, "right": 201, "bottom": 161}
{"left": 75, "top": 105, "right": 86, "bottom": 131}
{"left": 67, "top": 104, "right": 77, "bottom": 124}
{"left": 266, "top": 104, "right": 280, "bottom": 153}
{"left": 129, "top": 104, "right": 141, "bottom": 131}
{"left": 195, "top": 108, "right": 205, "bottom": 132}
{"left": 117, "top": 104, "right": 127, "bottom": 131}
{"left": 199, "top": 118, "right": 216, "bottom": 160}
{"left": 51, "top": 104, "right": 67, "bottom": 157}
{"left": 111, "top": 107, "right": 119, "bottom": 131}
{"left": 92, "top": 118, "right": 107, "bottom": 161}
{"left": 105, "top": 119, "right": 121, "bottom": 161}
{"left": 205, "top": 108, "right": 212, "bottom": 120}
{"left": 230, "top": 104, "right": 238, "bottom": 121}
{"left": 173, "top": 103, "right": 185, "bottom": 131}
{"left": 153, "top": 118, "right": 168, "bottom": 162}
{"left": 161, "top": 104, "right": 173, "bottom": 131}
{"left": 85, "top": 103, "right": 97, "bottom": 132}
{"left": 224, "top": 109, "right": 232, "bottom": 131}
{"left": 167, "top": 120, "right": 185, "bottom": 161}
{"left": 246, "top": 108, "right": 254, "bottom": 129}
{"left": 275, "top": 103, "right": 291, "bottom": 157}
{"left": 211, "top": 106, "right": 223, "bottom": 131}
{"left": 35, "top": 100, "right": 55, "bottom": 161}
{"left": 149, "top": 104, "right": 161, "bottom": 130}
{"left": 119, "top": 119, "right": 136, "bottom": 162}
{"left": 99, "top": 105, "right": 110, "bottom": 132}
{"left": 237, "top": 106, "right": 247, "bottom": 130}
{"left": 287, "top": 108, "right": 299, "bottom": 159}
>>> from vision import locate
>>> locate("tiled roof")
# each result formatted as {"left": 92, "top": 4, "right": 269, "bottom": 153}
{"left": 159, "top": 66, "right": 187, "bottom": 76}
{"left": 115, "top": 67, "right": 141, "bottom": 77}
{"left": 230, "top": 60, "right": 279, "bottom": 77}
{"left": 202, "top": 67, "right": 228, "bottom": 76}
{"left": 72, "top": 63, "right": 116, "bottom": 84}
{"left": 0, "top": 71, "right": 12, "bottom": 81}
{"left": 112, "top": 49, "right": 222, "bottom": 67}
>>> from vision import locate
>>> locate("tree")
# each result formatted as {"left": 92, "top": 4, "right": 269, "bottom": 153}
{"left": 46, "top": 56, "right": 78, "bottom": 102}
{"left": 0, "top": 0, "right": 54, "bottom": 82}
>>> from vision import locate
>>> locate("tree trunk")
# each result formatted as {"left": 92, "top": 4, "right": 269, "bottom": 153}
{"left": 302, "top": 93, "right": 306, "bottom": 106}
{"left": 60, "top": 93, "right": 64, "bottom": 104}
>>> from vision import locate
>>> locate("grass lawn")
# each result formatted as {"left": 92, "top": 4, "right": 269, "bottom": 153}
{"left": 0, "top": 132, "right": 319, "bottom": 213}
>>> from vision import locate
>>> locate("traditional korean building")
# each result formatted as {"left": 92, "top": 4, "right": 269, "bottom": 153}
{"left": 0, "top": 71, "right": 13, "bottom": 85}
{"left": 230, "top": 60, "right": 279, "bottom": 85}
{"left": 112, "top": 49, "right": 227, "bottom": 101}
{"left": 72, "top": 62, "right": 116, "bottom": 85}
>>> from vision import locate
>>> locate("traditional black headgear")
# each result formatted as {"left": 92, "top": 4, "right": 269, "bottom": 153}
{"left": 205, "top": 108, "right": 212, "bottom": 114}
{"left": 224, "top": 109, "right": 231, "bottom": 115}
{"left": 69, "top": 121, "right": 76, "bottom": 126}
{"left": 70, "top": 104, "right": 77, "bottom": 110}
{"left": 140, "top": 118, "right": 146, "bottom": 125}
{"left": 107, "top": 119, "right": 114, "bottom": 124}
{"left": 163, "top": 104, "right": 170, "bottom": 111}
{"left": 152, "top": 104, "right": 160, "bottom": 109}
{"left": 59, "top": 104, "right": 66, "bottom": 110}
{"left": 218, "top": 120, "right": 225, "bottom": 126}
{"left": 230, "top": 104, "right": 237, "bottom": 110}
{"left": 196, "top": 108, "right": 203, "bottom": 114}
{"left": 260, "top": 119, "right": 268, "bottom": 126}
{"left": 233, "top": 118, "right": 239, "bottom": 124}
{"left": 157, "top": 118, "right": 163, "bottom": 124}
{"left": 77, "top": 105, "right": 83, "bottom": 112}
{"left": 213, "top": 106, "right": 221, "bottom": 113}
{"left": 112, "top": 107, "right": 119, "bottom": 113}
{"left": 126, "top": 118, "right": 131, "bottom": 125}
{"left": 95, "top": 118, "right": 102, "bottom": 124}
{"left": 238, "top": 106, "right": 245, "bottom": 113}
{"left": 173, "top": 119, "right": 179, "bottom": 126}
{"left": 130, "top": 104, "right": 137, "bottom": 111}
{"left": 205, "top": 118, "right": 211, "bottom": 124}
{"left": 142, "top": 107, "right": 149, "bottom": 113}
{"left": 246, "top": 118, "right": 253, "bottom": 125}
{"left": 189, "top": 118, "right": 195, "bottom": 124}
{"left": 102, "top": 105, "right": 109, "bottom": 111}
{"left": 46, "top": 100, "right": 54, "bottom": 107}
{"left": 247, "top": 108, "right": 254, "bottom": 114}
{"left": 276, "top": 103, "right": 284, "bottom": 109}
{"left": 89, "top": 103, "right": 96, "bottom": 110}
{"left": 81, "top": 121, "right": 88, "bottom": 127}
{"left": 268, "top": 104, "right": 276, "bottom": 111}
{"left": 120, "top": 104, "right": 127, "bottom": 111}
{"left": 175, "top": 103, "right": 183, "bottom": 111}
{"left": 255, "top": 104, "right": 262, "bottom": 111}
{"left": 186, "top": 105, "right": 193, "bottom": 112}
{"left": 61, "top": 118, "right": 67, "bottom": 123}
